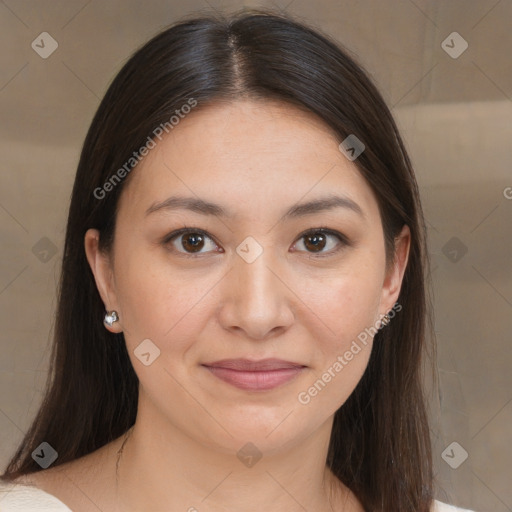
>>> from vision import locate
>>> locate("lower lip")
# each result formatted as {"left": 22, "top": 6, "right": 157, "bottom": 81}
{"left": 203, "top": 366, "right": 305, "bottom": 391}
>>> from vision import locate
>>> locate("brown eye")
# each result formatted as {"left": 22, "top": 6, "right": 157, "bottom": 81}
{"left": 166, "top": 229, "right": 219, "bottom": 255}
{"left": 294, "top": 229, "right": 347, "bottom": 256}
{"left": 303, "top": 232, "right": 327, "bottom": 252}
{"left": 181, "top": 232, "right": 205, "bottom": 253}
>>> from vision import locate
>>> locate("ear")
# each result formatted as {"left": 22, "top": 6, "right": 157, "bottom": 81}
{"left": 378, "top": 224, "right": 411, "bottom": 320}
{"left": 84, "top": 228, "right": 123, "bottom": 333}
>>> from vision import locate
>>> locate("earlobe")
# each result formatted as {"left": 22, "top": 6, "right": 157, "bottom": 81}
{"left": 84, "top": 228, "right": 122, "bottom": 333}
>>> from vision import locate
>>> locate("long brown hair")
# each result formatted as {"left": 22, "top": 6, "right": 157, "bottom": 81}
{"left": 2, "top": 8, "right": 436, "bottom": 511}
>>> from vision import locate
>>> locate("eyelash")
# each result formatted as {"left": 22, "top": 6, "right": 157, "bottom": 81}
{"left": 161, "top": 226, "right": 350, "bottom": 259}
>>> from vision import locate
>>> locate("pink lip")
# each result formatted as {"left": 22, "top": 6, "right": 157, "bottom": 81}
{"left": 202, "top": 358, "right": 306, "bottom": 391}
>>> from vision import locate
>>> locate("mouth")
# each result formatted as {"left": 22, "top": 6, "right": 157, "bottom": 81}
{"left": 201, "top": 358, "right": 307, "bottom": 391}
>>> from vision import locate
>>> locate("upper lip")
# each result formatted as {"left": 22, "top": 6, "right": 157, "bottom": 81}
{"left": 202, "top": 358, "right": 306, "bottom": 371}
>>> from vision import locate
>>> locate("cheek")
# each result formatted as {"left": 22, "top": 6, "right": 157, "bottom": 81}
{"left": 292, "top": 259, "right": 382, "bottom": 411}
{"left": 303, "top": 263, "right": 383, "bottom": 345}
{"left": 297, "top": 344, "right": 371, "bottom": 419}
{"left": 295, "top": 272, "right": 380, "bottom": 414}
{"left": 116, "top": 250, "right": 230, "bottom": 373}
{"left": 113, "top": 249, "right": 215, "bottom": 353}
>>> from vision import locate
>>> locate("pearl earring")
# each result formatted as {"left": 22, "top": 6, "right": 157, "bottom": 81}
{"left": 104, "top": 310, "right": 119, "bottom": 327}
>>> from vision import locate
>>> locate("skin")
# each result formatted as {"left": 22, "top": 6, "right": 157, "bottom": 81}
{"left": 21, "top": 98, "right": 410, "bottom": 512}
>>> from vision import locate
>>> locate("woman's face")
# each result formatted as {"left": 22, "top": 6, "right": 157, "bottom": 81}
{"left": 86, "top": 99, "right": 409, "bottom": 455}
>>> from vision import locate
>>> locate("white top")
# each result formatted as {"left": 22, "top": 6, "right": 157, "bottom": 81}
{"left": 0, "top": 481, "right": 71, "bottom": 511}
{"left": 0, "top": 481, "right": 475, "bottom": 511}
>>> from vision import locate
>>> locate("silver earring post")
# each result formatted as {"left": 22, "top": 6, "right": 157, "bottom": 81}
{"left": 380, "top": 313, "right": 391, "bottom": 327}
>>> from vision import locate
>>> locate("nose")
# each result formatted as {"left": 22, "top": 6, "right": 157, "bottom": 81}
{"left": 217, "top": 248, "right": 295, "bottom": 341}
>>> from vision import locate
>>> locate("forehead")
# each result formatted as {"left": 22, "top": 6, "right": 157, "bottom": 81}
{"left": 117, "top": 99, "right": 379, "bottom": 223}
{"left": 154, "top": 98, "right": 343, "bottom": 166}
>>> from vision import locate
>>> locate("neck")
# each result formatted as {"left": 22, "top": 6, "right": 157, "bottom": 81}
{"left": 114, "top": 405, "right": 351, "bottom": 512}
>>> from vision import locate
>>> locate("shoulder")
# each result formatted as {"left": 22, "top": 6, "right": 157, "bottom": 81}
{"left": 433, "top": 499, "right": 476, "bottom": 512}
{"left": 0, "top": 438, "right": 125, "bottom": 511}
{"left": 0, "top": 479, "right": 71, "bottom": 511}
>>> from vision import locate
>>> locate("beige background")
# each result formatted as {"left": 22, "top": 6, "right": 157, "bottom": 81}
{"left": 1, "top": 1, "right": 511, "bottom": 510}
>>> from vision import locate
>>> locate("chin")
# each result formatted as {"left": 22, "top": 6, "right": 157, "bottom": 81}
{"left": 199, "top": 415, "right": 315, "bottom": 457}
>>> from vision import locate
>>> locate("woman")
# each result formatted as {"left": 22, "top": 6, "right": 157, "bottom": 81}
{"left": 0, "top": 8, "right": 475, "bottom": 512}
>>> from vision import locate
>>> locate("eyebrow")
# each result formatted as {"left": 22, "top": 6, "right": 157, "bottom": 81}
{"left": 145, "top": 194, "right": 365, "bottom": 220}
